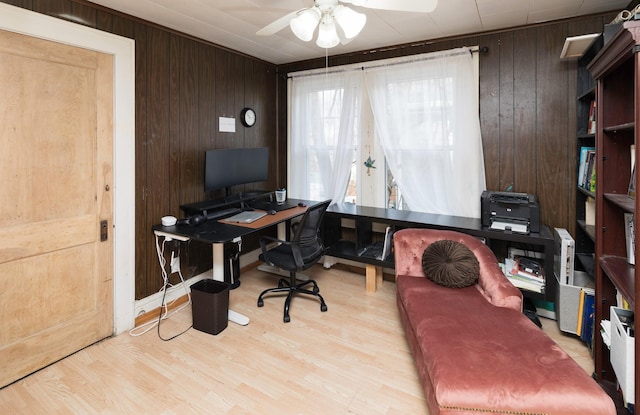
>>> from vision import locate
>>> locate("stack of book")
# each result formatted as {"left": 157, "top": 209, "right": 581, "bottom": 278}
{"left": 578, "top": 146, "right": 596, "bottom": 192}
{"left": 576, "top": 287, "right": 595, "bottom": 348}
{"left": 504, "top": 257, "right": 545, "bottom": 293}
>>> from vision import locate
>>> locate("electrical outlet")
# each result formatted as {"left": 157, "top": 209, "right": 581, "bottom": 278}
{"left": 171, "top": 255, "right": 180, "bottom": 273}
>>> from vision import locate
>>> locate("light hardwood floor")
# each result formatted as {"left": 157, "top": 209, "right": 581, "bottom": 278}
{"left": 0, "top": 265, "right": 592, "bottom": 414}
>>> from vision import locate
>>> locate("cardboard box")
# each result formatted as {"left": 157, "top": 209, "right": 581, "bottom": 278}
{"left": 610, "top": 306, "right": 635, "bottom": 405}
{"left": 585, "top": 197, "right": 595, "bottom": 226}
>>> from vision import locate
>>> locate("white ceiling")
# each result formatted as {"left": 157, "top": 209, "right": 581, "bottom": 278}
{"left": 86, "top": 0, "right": 630, "bottom": 64}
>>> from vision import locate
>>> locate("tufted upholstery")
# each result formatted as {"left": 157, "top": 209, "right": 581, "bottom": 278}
{"left": 394, "top": 228, "right": 616, "bottom": 415}
{"left": 393, "top": 228, "right": 522, "bottom": 311}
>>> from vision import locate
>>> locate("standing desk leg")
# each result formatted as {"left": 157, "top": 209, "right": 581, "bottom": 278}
{"left": 212, "top": 243, "right": 249, "bottom": 326}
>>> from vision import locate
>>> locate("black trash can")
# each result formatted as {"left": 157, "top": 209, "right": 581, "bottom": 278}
{"left": 191, "top": 279, "right": 230, "bottom": 335}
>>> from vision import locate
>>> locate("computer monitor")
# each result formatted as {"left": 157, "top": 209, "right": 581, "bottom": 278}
{"left": 204, "top": 147, "right": 269, "bottom": 195}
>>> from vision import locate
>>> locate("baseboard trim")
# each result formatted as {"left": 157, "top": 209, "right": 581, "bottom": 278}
{"left": 133, "top": 260, "right": 262, "bottom": 327}
{"left": 134, "top": 294, "right": 191, "bottom": 327}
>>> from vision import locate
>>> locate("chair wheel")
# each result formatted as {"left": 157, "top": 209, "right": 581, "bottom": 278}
{"left": 321, "top": 304, "right": 327, "bottom": 312}
{"left": 257, "top": 299, "right": 264, "bottom": 307}
{"left": 284, "top": 315, "right": 290, "bottom": 323}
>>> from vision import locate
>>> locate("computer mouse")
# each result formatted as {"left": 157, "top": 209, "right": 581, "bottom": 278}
{"left": 298, "top": 202, "right": 307, "bottom": 207}
{"left": 268, "top": 209, "right": 277, "bottom": 215}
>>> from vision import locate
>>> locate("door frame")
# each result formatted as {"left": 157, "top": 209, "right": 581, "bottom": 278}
{"left": 0, "top": 3, "right": 136, "bottom": 334}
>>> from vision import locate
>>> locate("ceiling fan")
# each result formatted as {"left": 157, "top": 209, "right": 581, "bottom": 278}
{"left": 257, "top": 0, "right": 438, "bottom": 48}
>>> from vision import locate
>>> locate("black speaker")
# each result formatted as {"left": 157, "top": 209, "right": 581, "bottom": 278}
{"left": 176, "top": 214, "right": 206, "bottom": 226}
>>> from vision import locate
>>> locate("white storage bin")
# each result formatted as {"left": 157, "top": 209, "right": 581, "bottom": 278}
{"left": 556, "top": 271, "right": 592, "bottom": 335}
{"left": 610, "top": 306, "right": 635, "bottom": 405}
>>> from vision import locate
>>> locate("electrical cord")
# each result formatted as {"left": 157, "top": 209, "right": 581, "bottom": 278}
{"left": 157, "top": 270, "right": 193, "bottom": 341}
{"left": 128, "top": 235, "right": 192, "bottom": 339}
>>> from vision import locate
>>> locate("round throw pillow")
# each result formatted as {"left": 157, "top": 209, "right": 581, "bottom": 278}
{"left": 421, "top": 239, "right": 479, "bottom": 288}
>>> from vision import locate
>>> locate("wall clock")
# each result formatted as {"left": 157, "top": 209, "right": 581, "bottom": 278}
{"left": 240, "top": 107, "right": 256, "bottom": 127}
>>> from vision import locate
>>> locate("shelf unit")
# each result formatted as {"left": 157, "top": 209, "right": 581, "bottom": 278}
{"left": 323, "top": 203, "right": 556, "bottom": 300}
{"left": 587, "top": 20, "right": 639, "bottom": 410}
{"left": 575, "top": 35, "right": 601, "bottom": 279}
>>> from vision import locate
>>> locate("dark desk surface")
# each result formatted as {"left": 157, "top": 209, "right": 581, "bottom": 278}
{"left": 326, "top": 203, "right": 553, "bottom": 242}
{"left": 325, "top": 202, "right": 556, "bottom": 301}
{"left": 153, "top": 198, "right": 316, "bottom": 244}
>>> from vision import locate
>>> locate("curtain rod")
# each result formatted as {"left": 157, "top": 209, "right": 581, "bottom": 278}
{"left": 288, "top": 46, "right": 486, "bottom": 79}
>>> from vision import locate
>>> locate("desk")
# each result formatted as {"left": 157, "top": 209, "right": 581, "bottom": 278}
{"left": 152, "top": 199, "right": 315, "bottom": 326}
{"left": 324, "top": 203, "right": 556, "bottom": 300}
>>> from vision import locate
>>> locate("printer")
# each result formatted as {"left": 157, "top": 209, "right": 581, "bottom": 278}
{"left": 481, "top": 191, "right": 540, "bottom": 234}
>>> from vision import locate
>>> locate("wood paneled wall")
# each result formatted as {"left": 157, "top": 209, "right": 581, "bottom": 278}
{"left": 2, "top": 0, "right": 620, "bottom": 299}
{"left": 2, "top": 0, "right": 278, "bottom": 299}
{"left": 278, "top": 13, "right": 615, "bottom": 239}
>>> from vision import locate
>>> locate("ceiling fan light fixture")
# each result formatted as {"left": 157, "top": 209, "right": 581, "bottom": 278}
{"left": 333, "top": 5, "right": 367, "bottom": 39}
{"left": 290, "top": 7, "right": 321, "bottom": 41}
{"left": 316, "top": 15, "right": 340, "bottom": 48}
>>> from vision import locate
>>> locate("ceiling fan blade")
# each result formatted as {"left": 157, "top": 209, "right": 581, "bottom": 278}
{"left": 256, "top": 9, "right": 304, "bottom": 36}
{"left": 342, "top": 0, "right": 437, "bottom": 13}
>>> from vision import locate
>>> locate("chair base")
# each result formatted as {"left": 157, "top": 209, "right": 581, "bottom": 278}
{"left": 257, "top": 273, "right": 327, "bottom": 323}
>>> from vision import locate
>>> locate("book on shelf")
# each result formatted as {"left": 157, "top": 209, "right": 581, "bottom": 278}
{"left": 576, "top": 287, "right": 595, "bottom": 347}
{"left": 583, "top": 150, "right": 596, "bottom": 191}
{"left": 580, "top": 288, "right": 595, "bottom": 348}
{"left": 378, "top": 226, "right": 394, "bottom": 261}
{"left": 624, "top": 212, "right": 635, "bottom": 265}
{"left": 629, "top": 144, "right": 635, "bottom": 199}
{"left": 503, "top": 258, "right": 545, "bottom": 293}
{"left": 511, "top": 256, "right": 545, "bottom": 282}
{"left": 357, "top": 227, "right": 394, "bottom": 261}
{"left": 628, "top": 164, "right": 636, "bottom": 199}
{"left": 578, "top": 146, "right": 595, "bottom": 188}
{"left": 576, "top": 289, "right": 585, "bottom": 334}
{"left": 506, "top": 273, "right": 545, "bottom": 293}
{"left": 587, "top": 100, "right": 596, "bottom": 134}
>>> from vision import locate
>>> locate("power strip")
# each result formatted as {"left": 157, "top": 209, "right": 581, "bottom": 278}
{"left": 154, "top": 230, "right": 190, "bottom": 242}
{"left": 170, "top": 252, "right": 181, "bottom": 273}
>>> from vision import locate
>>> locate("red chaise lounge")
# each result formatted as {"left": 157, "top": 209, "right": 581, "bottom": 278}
{"left": 394, "top": 228, "right": 616, "bottom": 415}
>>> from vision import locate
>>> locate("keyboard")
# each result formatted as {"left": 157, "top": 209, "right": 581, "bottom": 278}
{"left": 205, "top": 207, "right": 242, "bottom": 220}
{"left": 251, "top": 200, "right": 299, "bottom": 212}
{"left": 221, "top": 210, "right": 267, "bottom": 224}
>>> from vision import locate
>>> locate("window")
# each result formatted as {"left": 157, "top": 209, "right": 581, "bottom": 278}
{"left": 288, "top": 70, "right": 362, "bottom": 204}
{"left": 289, "top": 47, "right": 485, "bottom": 219}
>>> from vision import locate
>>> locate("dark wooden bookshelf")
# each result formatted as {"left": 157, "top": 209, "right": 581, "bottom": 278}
{"left": 603, "top": 193, "right": 635, "bottom": 212}
{"left": 588, "top": 19, "right": 640, "bottom": 410}
{"left": 600, "top": 255, "right": 636, "bottom": 309}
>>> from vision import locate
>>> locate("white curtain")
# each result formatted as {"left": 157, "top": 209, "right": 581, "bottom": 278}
{"left": 364, "top": 47, "right": 486, "bottom": 218}
{"left": 289, "top": 70, "right": 362, "bottom": 204}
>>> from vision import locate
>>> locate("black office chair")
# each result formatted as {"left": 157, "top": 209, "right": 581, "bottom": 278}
{"left": 257, "top": 199, "right": 331, "bottom": 322}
